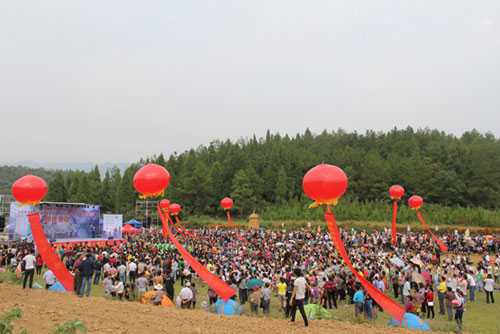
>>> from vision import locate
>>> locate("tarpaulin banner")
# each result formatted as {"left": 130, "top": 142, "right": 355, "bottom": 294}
{"left": 40, "top": 203, "right": 101, "bottom": 241}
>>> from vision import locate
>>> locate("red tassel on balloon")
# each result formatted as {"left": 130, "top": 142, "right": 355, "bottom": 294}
{"left": 325, "top": 209, "right": 405, "bottom": 321}
{"left": 415, "top": 211, "right": 448, "bottom": 252}
{"left": 388, "top": 185, "right": 405, "bottom": 246}
{"left": 157, "top": 205, "right": 235, "bottom": 301}
{"left": 391, "top": 201, "right": 399, "bottom": 246}
{"left": 28, "top": 213, "right": 74, "bottom": 291}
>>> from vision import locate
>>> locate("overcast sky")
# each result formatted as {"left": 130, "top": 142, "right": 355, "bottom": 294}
{"left": 1, "top": 1, "right": 499, "bottom": 164}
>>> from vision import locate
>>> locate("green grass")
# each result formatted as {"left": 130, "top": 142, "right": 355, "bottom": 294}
{"left": 1, "top": 268, "right": 498, "bottom": 333}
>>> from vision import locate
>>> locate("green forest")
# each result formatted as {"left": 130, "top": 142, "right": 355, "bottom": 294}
{"left": 1, "top": 128, "right": 500, "bottom": 226}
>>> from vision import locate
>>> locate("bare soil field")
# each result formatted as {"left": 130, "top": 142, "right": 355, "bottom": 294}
{"left": 0, "top": 283, "right": 417, "bottom": 334}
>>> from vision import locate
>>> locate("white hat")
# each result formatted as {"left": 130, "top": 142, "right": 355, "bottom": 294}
{"left": 154, "top": 284, "right": 163, "bottom": 291}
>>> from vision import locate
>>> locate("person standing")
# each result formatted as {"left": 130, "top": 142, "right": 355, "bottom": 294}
{"left": 467, "top": 271, "right": 476, "bottom": 302}
{"left": 277, "top": 277, "right": 287, "bottom": 313}
{"left": 445, "top": 287, "right": 455, "bottom": 321}
{"left": 454, "top": 289, "right": 465, "bottom": 333}
{"left": 238, "top": 275, "right": 248, "bottom": 305}
{"left": 22, "top": 249, "right": 36, "bottom": 289}
{"left": 290, "top": 269, "right": 309, "bottom": 327}
{"left": 262, "top": 283, "right": 272, "bottom": 315}
{"left": 484, "top": 274, "right": 495, "bottom": 304}
{"left": 324, "top": 275, "right": 337, "bottom": 309}
{"left": 249, "top": 287, "right": 261, "bottom": 315}
{"left": 437, "top": 276, "right": 447, "bottom": 315}
{"left": 426, "top": 286, "right": 435, "bottom": 319}
{"left": 35, "top": 254, "right": 43, "bottom": 276}
{"left": 402, "top": 277, "right": 411, "bottom": 304}
{"left": 78, "top": 253, "right": 94, "bottom": 297}
{"left": 93, "top": 256, "right": 102, "bottom": 285}
{"left": 353, "top": 285, "right": 365, "bottom": 318}
{"left": 128, "top": 258, "right": 137, "bottom": 285}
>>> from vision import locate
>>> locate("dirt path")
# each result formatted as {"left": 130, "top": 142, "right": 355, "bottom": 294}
{"left": 0, "top": 283, "right": 419, "bottom": 334}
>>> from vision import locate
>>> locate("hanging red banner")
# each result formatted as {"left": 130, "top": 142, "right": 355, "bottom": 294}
{"left": 325, "top": 210, "right": 405, "bottom": 322}
{"left": 28, "top": 212, "right": 74, "bottom": 291}
{"left": 157, "top": 205, "right": 235, "bottom": 301}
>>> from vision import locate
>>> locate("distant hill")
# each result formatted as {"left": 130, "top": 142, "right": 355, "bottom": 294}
{"left": 10, "top": 161, "right": 129, "bottom": 173}
{"left": 0, "top": 165, "right": 57, "bottom": 194}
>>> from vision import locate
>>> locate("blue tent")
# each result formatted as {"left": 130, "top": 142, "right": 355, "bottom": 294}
{"left": 48, "top": 282, "right": 66, "bottom": 293}
{"left": 126, "top": 219, "right": 143, "bottom": 229}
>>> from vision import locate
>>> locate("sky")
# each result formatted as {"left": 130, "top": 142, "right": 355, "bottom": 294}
{"left": 1, "top": 1, "right": 499, "bottom": 164}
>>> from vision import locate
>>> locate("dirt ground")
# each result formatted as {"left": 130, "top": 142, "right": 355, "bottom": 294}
{"left": 0, "top": 283, "right": 420, "bottom": 334}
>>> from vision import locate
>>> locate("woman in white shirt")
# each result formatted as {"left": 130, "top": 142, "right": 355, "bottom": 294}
{"left": 484, "top": 274, "right": 495, "bottom": 304}
{"left": 290, "top": 269, "right": 309, "bottom": 327}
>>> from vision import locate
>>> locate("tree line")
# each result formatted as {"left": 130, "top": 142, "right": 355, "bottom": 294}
{"left": 2, "top": 128, "right": 499, "bottom": 225}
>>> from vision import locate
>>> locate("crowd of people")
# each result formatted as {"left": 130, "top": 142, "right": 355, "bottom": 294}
{"left": 0, "top": 225, "right": 498, "bottom": 332}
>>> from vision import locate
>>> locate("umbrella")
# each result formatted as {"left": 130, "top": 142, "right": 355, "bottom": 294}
{"left": 246, "top": 278, "right": 263, "bottom": 289}
{"left": 421, "top": 271, "right": 432, "bottom": 284}
{"left": 390, "top": 257, "right": 405, "bottom": 268}
{"left": 410, "top": 257, "right": 424, "bottom": 267}
{"left": 412, "top": 272, "right": 424, "bottom": 284}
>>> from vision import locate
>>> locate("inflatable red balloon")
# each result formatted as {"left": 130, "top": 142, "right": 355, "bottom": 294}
{"left": 389, "top": 185, "right": 405, "bottom": 246}
{"left": 159, "top": 199, "right": 171, "bottom": 210}
{"left": 389, "top": 185, "right": 405, "bottom": 200}
{"left": 169, "top": 203, "right": 182, "bottom": 215}
{"left": 11, "top": 175, "right": 48, "bottom": 205}
{"left": 303, "top": 164, "right": 348, "bottom": 207}
{"left": 133, "top": 163, "right": 171, "bottom": 198}
{"left": 408, "top": 195, "right": 423, "bottom": 210}
{"left": 220, "top": 197, "right": 234, "bottom": 210}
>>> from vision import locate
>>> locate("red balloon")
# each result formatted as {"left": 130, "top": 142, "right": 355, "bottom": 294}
{"left": 11, "top": 175, "right": 48, "bottom": 205}
{"left": 389, "top": 185, "right": 405, "bottom": 200}
{"left": 169, "top": 203, "right": 182, "bottom": 215}
{"left": 159, "top": 199, "right": 171, "bottom": 210}
{"left": 133, "top": 163, "right": 171, "bottom": 198}
{"left": 220, "top": 197, "right": 233, "bottom": 210}
{"left": 302, "top": 164, "right": 348, "bottom": 205}
{"left": 408, "top": 195, "right": 424, "bottom": 210}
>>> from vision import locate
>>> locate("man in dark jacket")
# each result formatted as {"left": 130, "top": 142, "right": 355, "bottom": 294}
{"left": 78, "top": 253, "right": 95, "bottom": 297}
